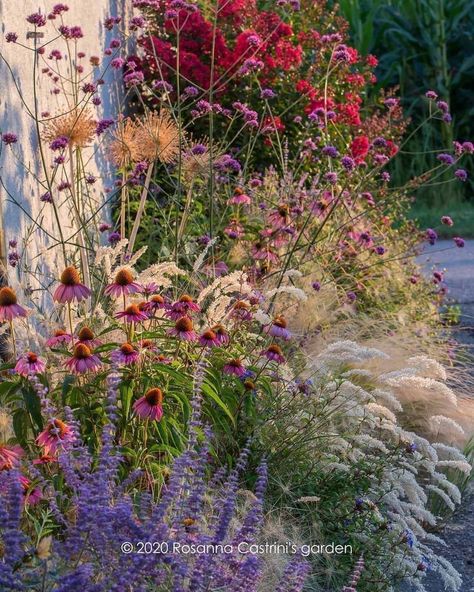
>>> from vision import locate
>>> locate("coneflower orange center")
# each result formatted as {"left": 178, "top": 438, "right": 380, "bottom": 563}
{"left": 228, "top": 359, "right": 242, "bottom": 367}
{"left": 54, "top": 329, "right": 67, "bottom": 337}
{"left": 0, "top": 287, "right": 18, "bottom": 306}
{"left": 145, "top": 388, "right": 163, "bottom": 406}
{"left": 73, "top": 344, "right": 92, "bottom": 359}
{"left": 60, "top": 266, "right": 81, "bottom": 286}
{"left": 49, "top": 419, "right": 68, "bottom": 437}
{"left": 268, "top": 344, "right": 283, "bottom": 355}
{"left": 273, "top": 316, "right": 287, "bottom": 328}
{"left": 202, "top": 330, "right": 216, "bottom": 340}
{"left": 175, "top": 317, "right": 193, "bottom": 332}
{"left": 120, "top": 343, "right": 135, "bottom": 355}
{"left": 114, "top": 269, "right": 134, "bottom": 286}
{"left": 151, "top": 295, "right": 164, "bottom": 304}
{"left": 233, "top": 300, "right": 249, "bottom": 310}
{"left": 27, "top": 352, "right": 38, "bottom": 363}
{"left": 179, "top": 294, "right": 194, "bottom": 303}
{"left": 78, "top": 327, "right": 94, "bottom": 341}
{"left": 125, "top": 304, "right": 140, "bottom": 315}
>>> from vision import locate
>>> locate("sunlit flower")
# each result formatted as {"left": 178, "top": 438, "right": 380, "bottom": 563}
{"left": 0, "top": 287, "right": 27, "bottom": 321}
{"left": 199, "top": 329, "right": 219, "bottom": 347}
{"left": 42, "top": 109, "right": 96, "bottom": 148}
{"left": 266, "top": 316, "right": 291, "bottom": 340}
{"left": 36, "top": 419, "right": 75, "bottom": 455}
{"left": 46, "top": 329, "right": 72, "bottom": 348}
{"left": 53, "top": 267, "right": 91, "bottom": 303}
{"left": 0, "top": 444, "right": 23, "bottom": 470}
{"left": 115, "top": 304, "right": 148, "bottom": 323}
{"left": 111, "top": 342, "right": 140, "bottom": 365}
{"left": 19, "top": 476, "right": 42, "bottom": 506}
{"left": 105, "top": 268, "right": 142, "bottom": 298}
{"left": 228, "top": 187, "right": 251, "bottom": 205}
{"left": 212, "top": 324, "right": 230, "bottom": 345}
{"left": 262, "top": 344, "right": 285, "bottom": 363}
{"left": 15, "top": 352, "right": 46, "bottom": 376}
{"left": 166, "top": 295, "right": 201, "bottom": 320}
{"left": 168, "top": 316, "right": 198, "bottom": 341}
{"left": 65, "top": 344, "right": 102, "bottom": 374}
{"left": 133, "top": 387, "right": 164, "bottom": 421}
{"left": 77, "top": 326, "right": 101, "bottom": 348}
{"left": 137, "top": 110, "right": 180, "bottom": 163}
{"left": 148, "top": 294, "right": 167, "bottom": 313}
{"left": 109, "top": 117, "right": 142, "bottom": 167}
{"left": 223, "top": 359, "right": 246, "bottom": 377}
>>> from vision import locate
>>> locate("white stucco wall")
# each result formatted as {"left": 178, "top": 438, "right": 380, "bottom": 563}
{"left": 0, "top": 0, "right": 130, "bottom": 289}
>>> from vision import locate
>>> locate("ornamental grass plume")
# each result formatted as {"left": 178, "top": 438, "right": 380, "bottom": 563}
{"left": 41, "top": 108, "right": 96, "bottom": 148}
{"left": 136, "top": 109, "right": 181, "bottom": 163}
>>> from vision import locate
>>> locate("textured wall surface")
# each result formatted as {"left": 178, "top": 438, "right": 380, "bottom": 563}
{"left": 0, "top": 0, "right": 129, "bottom": 285}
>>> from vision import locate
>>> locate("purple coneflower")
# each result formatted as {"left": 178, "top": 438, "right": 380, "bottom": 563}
{"left": 148, "top": 294, "right": 167, "bottom": 312}
{"left": 133, "top": 387, "right": 164, "bottom": 421}
{"left": 168, "top": 317, "right": 198, "bottom": 341}
{"left": 36, "top": 418, "right": 75, "bottom": 455}
{"left": 53, "top": 266, "right": 91, "bottom": 303}
{"left": 0, "top": 444, "right": 23, "bottom": 471}
{"left": 111, "top": 342, "right": 140, "bottom": 365}
{"left": 77, "top": 326, "right": 101, "bottom": 348}
{"left": 199, "top": 329, "right": 219, "bottom": 348}
{"left": 262, "top": 344, "right": 285, "bottom": 363}
{"left": 166, "top": 294, "right": 201, "bottom": 320}
{"left": 266, "top": 316, "right": 291, "bottom": 340}
{"left": 115, "top": 304, "right": 148, "bottom": 324}
{"left": 46, "top": 329, "right": 72, "bottom": 347}
{"left": 105, "top": 268, "right": 141, "bottom": 298}
{"left": 65, "top": 344, "right": 102, "bottom": 374}
{"left": 140, "top": 282, "right": 160, "bottom": 297}
{"left": 15, "top": 352, "right": 46, "bottom": 376}
{"left": 453, "top": 236, "right": 465, "bottom": 248}
{"left": 231, "top": 300, "right": 253, "bottom": 321}
{"left": 228, "top": 187, "right": 251, "bottom": 206}
{"left": 0, "top": 287, "right": 27, "bottom": 321}
{"left": 20, "top": 476, "right": 42, "bottom": 506}
{"left": 223, "top": 358, "right": 246, "bottom": 377}
{"left": 212, "top": 324, "right": 230, "bottom": 345}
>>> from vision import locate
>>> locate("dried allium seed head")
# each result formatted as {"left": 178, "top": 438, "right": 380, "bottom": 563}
{"left": 145, "top": 388, "right": 163, "bottom": 406}
{"left": 137, "top": 110, "right": 180, "bottom": 163}
{"left": 42, "top": 109, "right": 96, "bottom": 148}
{"left": 60, "top": 266, "right": 81, "bottom": 286}
{"left": 0, "top": 287, "right": 18, "bottom": 306}
{"left": 109, "top": 117, "right": 141, "bottom": 167}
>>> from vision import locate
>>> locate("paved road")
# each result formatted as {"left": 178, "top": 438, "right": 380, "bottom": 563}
{"left": 401, "top": 240, "right": 474, "bottom": 592}
{"left": 419, "top": 240, "right": 474, "bottom": 328}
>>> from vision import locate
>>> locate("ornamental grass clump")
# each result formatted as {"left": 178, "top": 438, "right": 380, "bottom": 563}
{"left": 0, "top": 3, "right": 472, "bottom": 592}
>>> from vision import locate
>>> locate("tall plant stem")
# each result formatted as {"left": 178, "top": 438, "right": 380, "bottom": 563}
{"left": 68, "top": 146, "right": 90, "bottom": 288}
{"left": 128, "top": 163, "right": 154, "bottom": 255}
{"left": 120, "top": 172, "right": 128, "bottom": 260}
